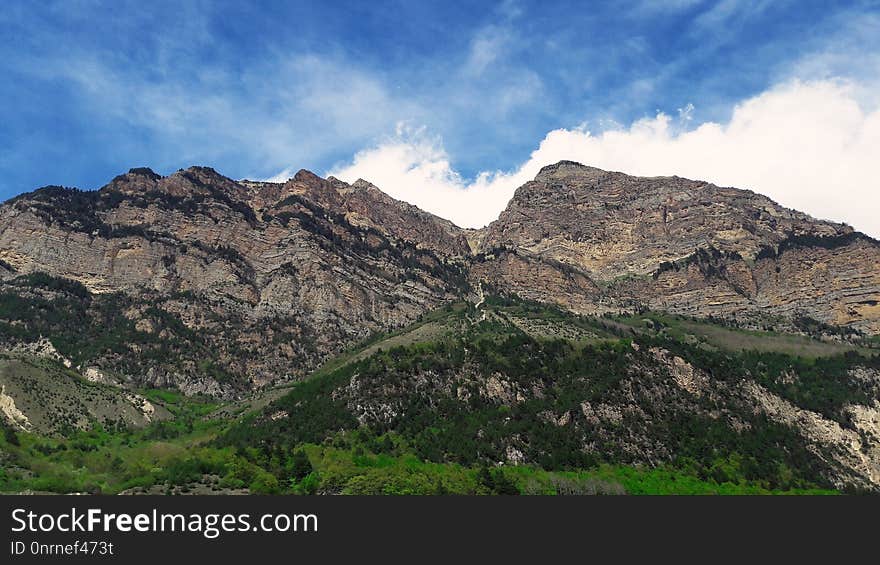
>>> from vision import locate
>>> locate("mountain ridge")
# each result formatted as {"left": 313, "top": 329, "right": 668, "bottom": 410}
{"left": 0, "top": 161, "right": 878, "bottom": 397}
{"left": 474, "top": 161, "right": 879, "bottom": 334}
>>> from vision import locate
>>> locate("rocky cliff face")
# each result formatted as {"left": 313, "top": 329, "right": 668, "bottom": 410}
{"left": 473, "top": 161, "right": 880, "bottom": 334}
{"left": 0, "top": 161, "right": 877, "bottom": 395}
{"left": 0, "top": 167, "right": 469, "bottom": 395}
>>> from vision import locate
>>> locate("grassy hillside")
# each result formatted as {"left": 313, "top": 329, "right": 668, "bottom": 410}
{"left": 2, "top": 296, "right": 877, "bottom": 495}
{"left": 0, "top": 415, "right": 835, "bottom": 495}
{"left": 610, "top": 311, "right": 876, "bottom": 358}
{"left": 0, "top": 354, "right": 170, "bottom": 435}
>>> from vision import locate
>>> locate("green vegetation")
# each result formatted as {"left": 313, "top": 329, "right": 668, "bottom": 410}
{"left": 221, "top": 327, "right": 850, "bottom": 491}
{"left": 0, "top": 354, "right": 172, "bottom": 435}
{"left": 612, "top": 311, "right": 872, "bottom": 358}
{"left": 755, "top": 232, "right": 872, "bottom": 261}
{"left": 2, "top": 295, "right": 876, "bottom": 495}
{"left": 0, "top": 274, "right": 256, "bottom": 388}
{"left": 0, "top": 422, "right": 834, "bottom": 495}
{"left": 308, "top": 301, "right": 468, "bottom": 381}
{"left": 741, "top": 352, "right": 878, "bottom": 424}
{"left": 0, "top": 401, "right": 227, "bottom": 494}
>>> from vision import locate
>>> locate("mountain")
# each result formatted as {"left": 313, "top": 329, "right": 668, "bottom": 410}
{"left": 474, "top": 161, "right": 880, "bottom": 334}
{"left": 0, "top": 166, "right": 469, "bottom": 396}
{"left": 1, "top": 160, "right": 879, "bottom": 494}
{"left": 4, "top": 297, "right": 878, "bottom": 494}
{"left": 0, "top": 161, "right": 877, "bottom": 397}
{"left": 0, "top": 349, "right": 168, "bottom": 436}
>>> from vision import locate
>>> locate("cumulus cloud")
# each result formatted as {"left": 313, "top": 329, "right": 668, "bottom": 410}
{"left": 325, "top": 79, "right": 880, "bottom": 238}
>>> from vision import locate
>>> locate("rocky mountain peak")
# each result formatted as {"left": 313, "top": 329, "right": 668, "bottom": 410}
{"left": 476, "top": 162, "right": 880, "bottom": 334}
{"left": 343, "top": 179, "right": 401, "bottom": 201}
{"left": 0, "top": 159, "right": 877, "bottom": 402}
{"left": 292, "top": 168, "right": 324, "bottom": 185}
{"left": 100, "top": 165, "right": 248, "bottom": 201}
{"left": 350, "top": 178, "right": 376, "bottom": 191}
{"left": 163, "top": 166, "right": 246, "bottom": 198}
{"left": 127, "top": 167, "right": 161, "bottom": 180}
{"left": 281, "top": 169, "right": 345, "bottom": 210}
{"left": 347, "top": 191, "right": 470, "bottom": 257}
{"left": 102, "top": 167, "right": 162, "bottom": 194}
{"left": 534, "top": 160, "right": 608, "bottom": 183}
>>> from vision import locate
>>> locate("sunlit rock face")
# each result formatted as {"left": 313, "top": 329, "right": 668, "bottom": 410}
{"left": 474, "top": 161, "right": 880, "bottom": 334}
{"left": 0, "top": 166, "right": 470, "bottom": 395}
{"left": 0, "top": 161, "right": 876, "bottom": 396}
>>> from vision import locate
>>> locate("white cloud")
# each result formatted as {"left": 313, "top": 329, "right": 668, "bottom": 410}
{"left": 325, "top": 79, "right": 880, "bottom": 237}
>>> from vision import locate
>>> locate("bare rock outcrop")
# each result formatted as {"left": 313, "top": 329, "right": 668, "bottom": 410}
{"left": 0, "top": 167, "right": 470, "bottom": 396}
{"left": 473, "top": 161, "right": 880, "bottom": 334}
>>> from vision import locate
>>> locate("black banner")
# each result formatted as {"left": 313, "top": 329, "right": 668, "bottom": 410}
{"left": 0, "top": 495, "right": 874, "bottom": 563}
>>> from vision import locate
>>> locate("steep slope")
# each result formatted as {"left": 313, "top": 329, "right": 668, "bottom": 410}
{"left": 240, "top": 171, "right": 470, "bottom": 258}
{"left": 0, "top": 167, "right": 469, "bottom": 396}
{"left": 0, "top": 353, "right": 169, "bottom": 436}
{"left": 473, "top": 161, "right": 880, "bottom": 334}
{"left": 224, "top": 298, "right": 880, "bottom": 492}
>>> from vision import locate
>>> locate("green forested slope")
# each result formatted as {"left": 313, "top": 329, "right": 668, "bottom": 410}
{"left": 3, "top": 297, "right": 878, "bottom": 495}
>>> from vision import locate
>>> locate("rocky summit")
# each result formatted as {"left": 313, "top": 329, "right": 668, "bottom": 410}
{"left": 0, "top": 161, "right": 878, "bottom": 397}
{"left": 0, "top": 166, "right": 469, "bottom": 396}
{"left": 474, "top": 161, "right": 880, "bottom": 334}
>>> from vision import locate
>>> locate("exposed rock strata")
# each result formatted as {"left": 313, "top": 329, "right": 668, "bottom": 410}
{"left": 0, "top": 161, "right": 877, "bottom": 395}
{"left": 475, "top": 161, "right": 880, "bottom": 334}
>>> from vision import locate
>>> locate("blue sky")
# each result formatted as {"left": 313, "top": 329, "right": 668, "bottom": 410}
{"left": 1, "top": 1, "right": 879, "bottom": 233}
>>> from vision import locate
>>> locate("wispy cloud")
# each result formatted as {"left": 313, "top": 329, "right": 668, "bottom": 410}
{"left": 627, "top": 0, "right": 704, "bottom": 16}
{"left": 464, "top": 26, "right": 512, "bottom": 76}
{"left": 7, "top": 45, "right": 417, "bottom": 176}
{"left": 0, "top": 0, "right": 549, "bottom": 186}
{"left": 690, "top": 0, "right": 777, "bottom": 35}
